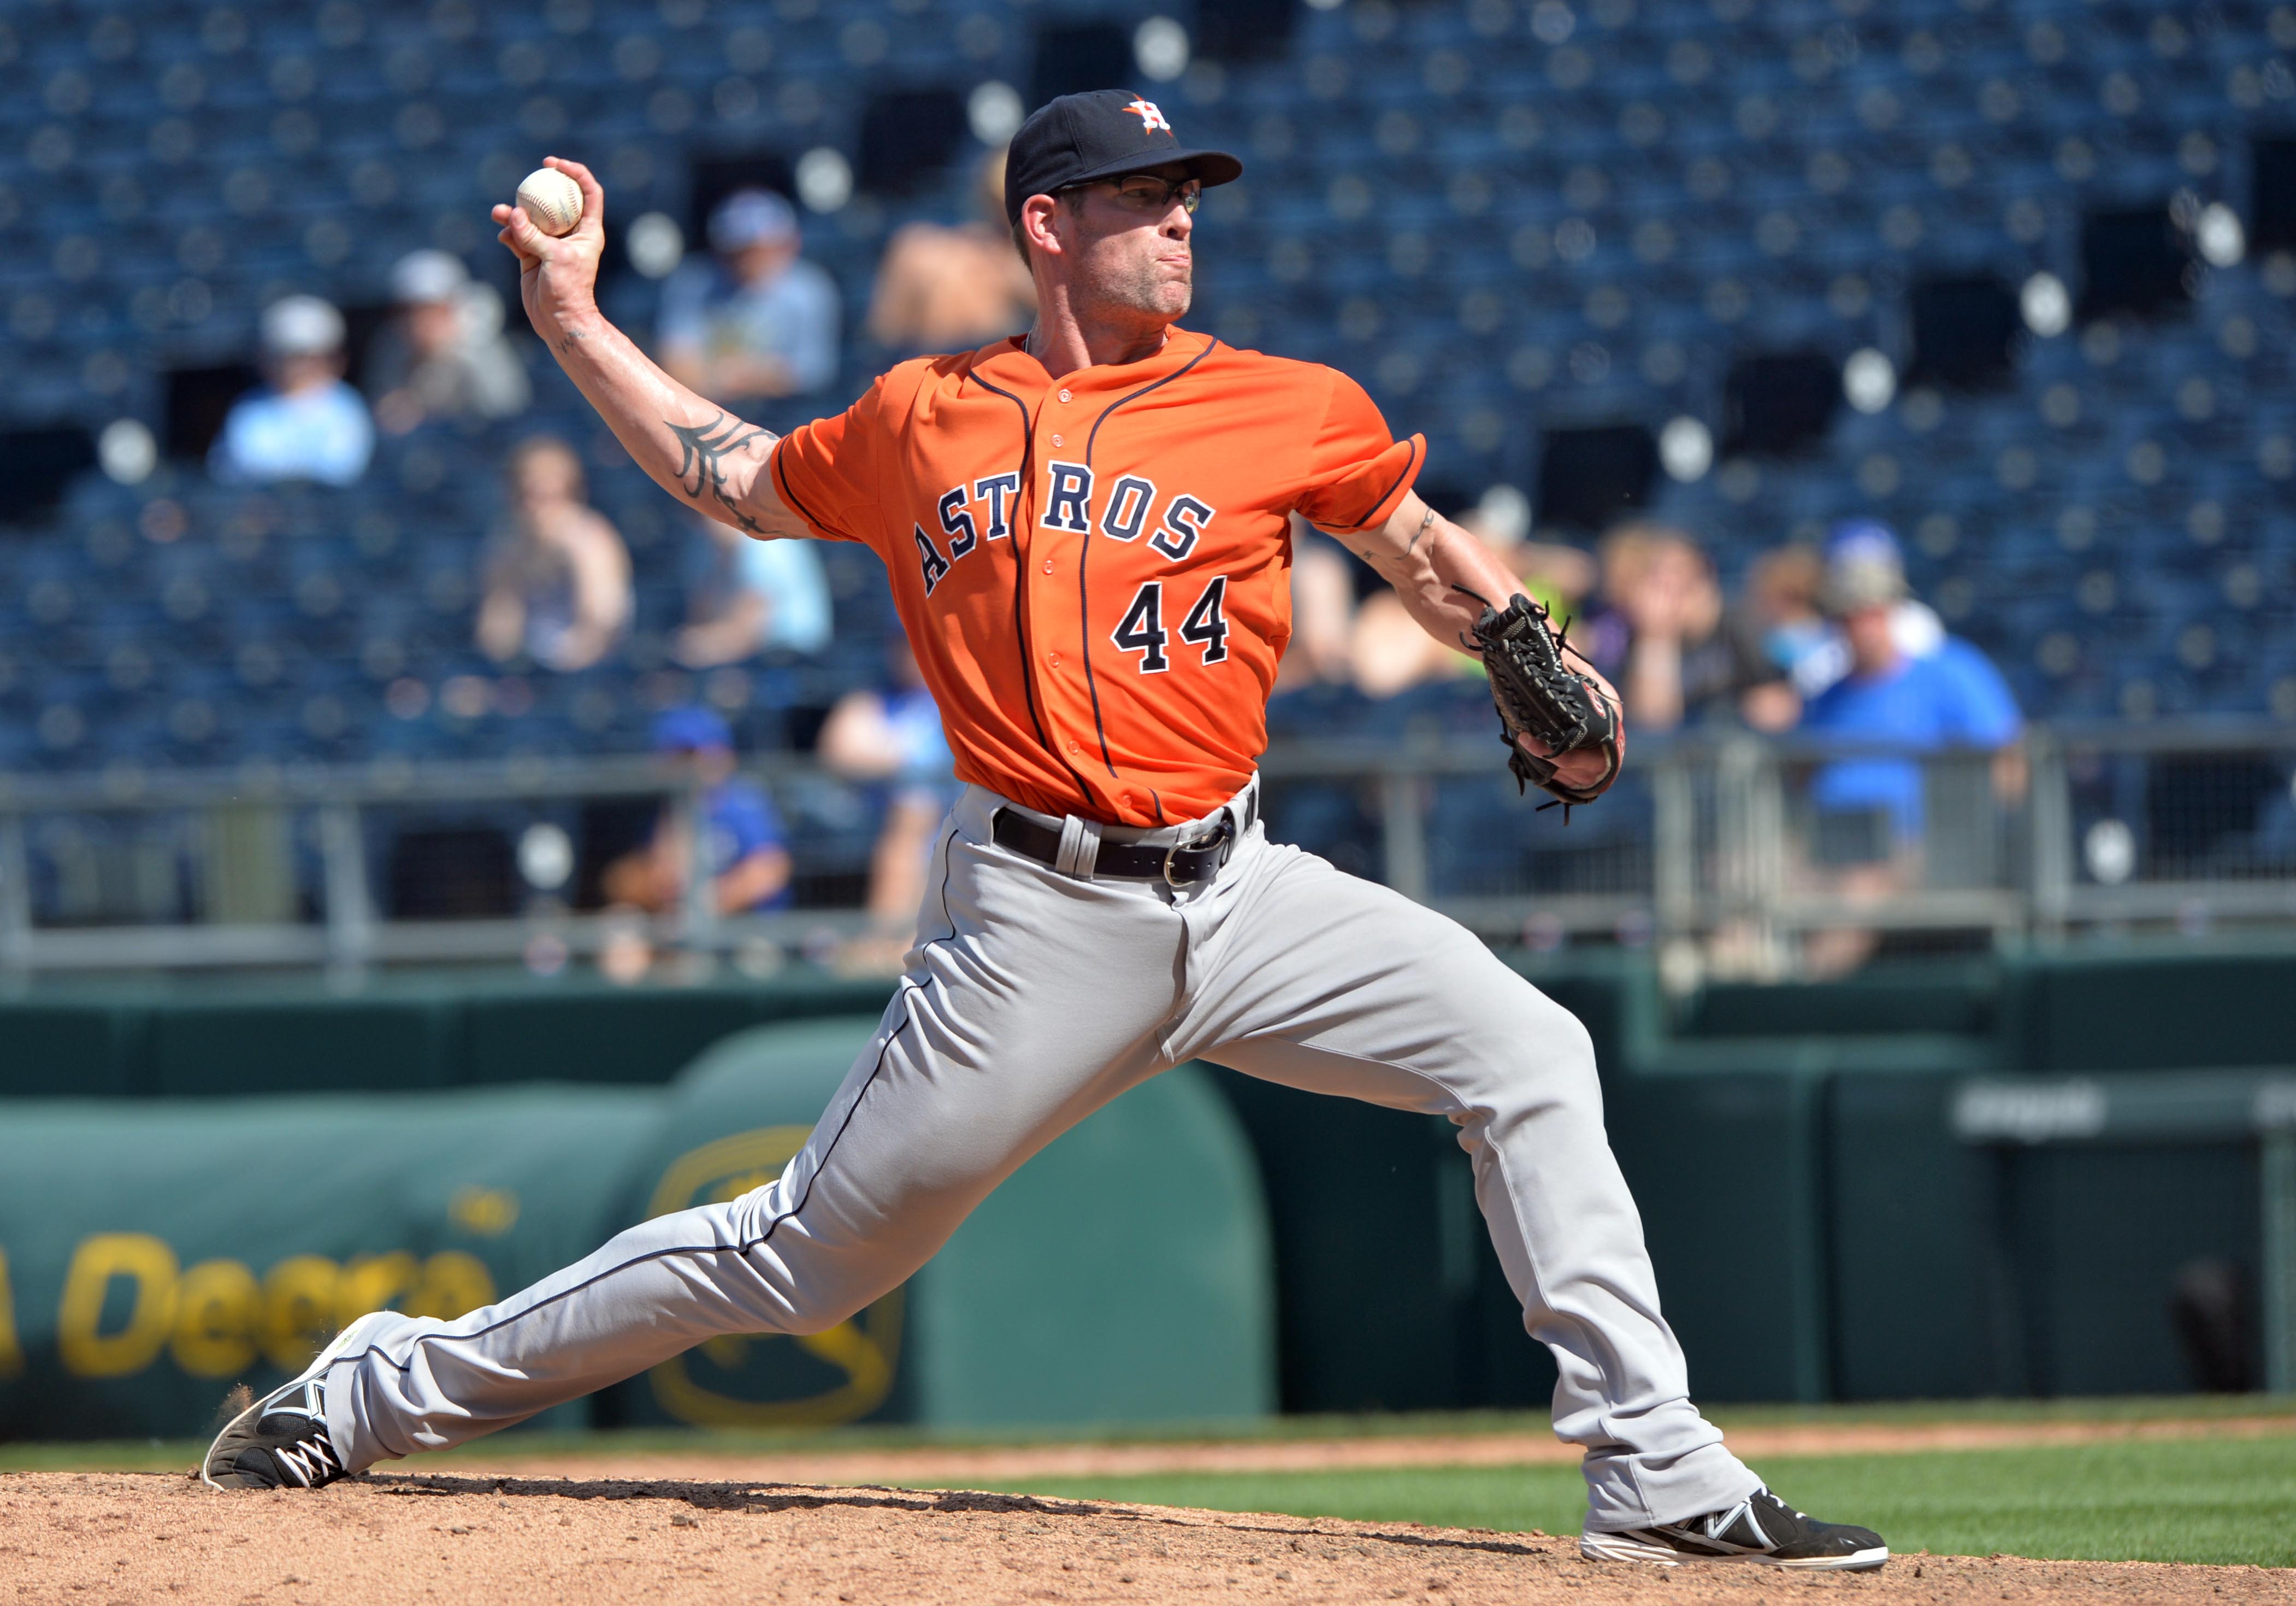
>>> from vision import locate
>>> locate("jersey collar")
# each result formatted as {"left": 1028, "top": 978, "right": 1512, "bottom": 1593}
{"left": 969, "top": 326, "right": 1214, "bottom": 399}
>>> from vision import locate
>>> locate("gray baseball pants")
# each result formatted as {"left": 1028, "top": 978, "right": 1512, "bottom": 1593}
{"left": 323, "top": 776, "right": 1757, "bottom": 1531}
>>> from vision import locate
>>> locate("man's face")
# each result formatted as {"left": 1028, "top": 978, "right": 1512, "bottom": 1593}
{"left": 1050, "top": 162, "right": 1197, "bottom": 322}
{"left": 267, "top": 351, "right": 341, "bottom": 394}
{"left": 1843, "top": 603, "right": 1898, "bottom": 672}
{"left": 405, "top": 299, "right": 458, "bottom": 356}
{"left": 670, "top": 745, "right": 735, "bottom": 784}
{"left": 726, "top": 237, "right": 798, "bottom": 285}
{"left": 511, "top": 447, "right": 581, "bottom": 508}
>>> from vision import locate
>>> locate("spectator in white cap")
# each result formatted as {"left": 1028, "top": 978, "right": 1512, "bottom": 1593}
{"left": 367, "top": 249, "right": 532, "bottom": 435}
{"left": 209, "top": 294, "right": 374, "bottom": 486}
{"left": 1793, "top": 521, "right": 2022, "bottom": 976}
{"left": 657, "top": 187, "right": 840, "bottom": 402}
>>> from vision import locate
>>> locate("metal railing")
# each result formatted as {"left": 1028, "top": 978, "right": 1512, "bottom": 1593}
{"left": 1, "top": 721, "right": 2292, "bottom": 979}
{"left": 0, "top": 753, "right": 876, "bottom": 977}
{"left": 1265, "top": 720, "right": 2296, "bottom": 969}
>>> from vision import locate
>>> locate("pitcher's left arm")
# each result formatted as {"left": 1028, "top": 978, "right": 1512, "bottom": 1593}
{"left": 1350, "top": 491, "right": 1626, "bottom": 802}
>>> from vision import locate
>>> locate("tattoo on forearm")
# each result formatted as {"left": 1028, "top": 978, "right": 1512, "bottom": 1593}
{"left": 1408, "top": 505, "right": 1435, "bottom": 555}
{"left": 665, "top": 413, "right": 775, "bottom": 534}
{"left": 552, "top": 329, "right": 588, "bottom": 358}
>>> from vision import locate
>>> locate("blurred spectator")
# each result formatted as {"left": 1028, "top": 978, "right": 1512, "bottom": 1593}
{"left": 603, "top": 706, "right": 794, "bottom": 918}
{"left": 476, "top": 437, "right": 631, "bottom": 672}
{"left": 674, "top": 519, "right": 834, "bottom": 669}
{"left": 366, "top": 250, "right": 532, "bottom": 436}
{"left": 1581, "top": 524, "right": 1786, "bottom": 732}
{"left": 1768, "top": 522, "right": 1947, "bottom": 700}
{"left": 1345, "top": 487, "right": 1597, "bottom": 699}
{"left": 818, "top": 640, "right": 955, "bottom": 967}
{"left": 1744, "top": 545, "right": 1830, "bottom": 694}
{"left": 1801, "top": 539, "right": 2023, "bottom": 834}
{"left": 1463, "top": 485, "right": 1599, "bottom": 616}
{"left": 1797, "top": 536, "right": 2023, "bottom": 975}
{"left": 1276, "top": 517, "right": 1357, "bottom": 692}
{"left": 659, "top": 190, "right": 840, "bottom": 403}
{"left": 866, "top": 152, "right": 1037, "bottom": 356}
{"left": 209, "top": 296, "right": 373, "bottom": 486}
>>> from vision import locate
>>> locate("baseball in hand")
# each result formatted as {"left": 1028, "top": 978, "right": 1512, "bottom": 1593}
{"left": 516, "top": 167, "right": 583, "bottom": 236}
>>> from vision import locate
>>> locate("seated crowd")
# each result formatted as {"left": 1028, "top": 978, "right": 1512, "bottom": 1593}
{"left": 187, "top": 175, "right": 2018, "bottom": 974}
{"left": 1289, "top": 497, "right": 2021, "bottom": 975}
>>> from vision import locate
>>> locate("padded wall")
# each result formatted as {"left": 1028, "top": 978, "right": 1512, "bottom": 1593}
{"left": 0, "top": 1087, "right": 665, "bottom": 1439}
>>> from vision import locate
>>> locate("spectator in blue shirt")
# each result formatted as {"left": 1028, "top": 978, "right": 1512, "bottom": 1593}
{"left": 673, "top": 516, "right": 834, "bottom": 668}
{"left": 1796, "top": 532, "right": 2021, "bottom": 975}
{"left": 1762, "top": 521, "right": 1951, "bottom": 702}
{"left": 209, "top": 296, "right": 373, "bottom": 486}
{"left": 603, "top": 707, "right": 793, "bottom": 917}
{"left": 1800, "top": 534, "right": 2022, "bottom": 846}
{"left": 658, "top": 190, "right": 840, "bottom": 403}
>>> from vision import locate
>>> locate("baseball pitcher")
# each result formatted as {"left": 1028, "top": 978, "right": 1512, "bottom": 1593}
{"left": 205, "top": 91, "right": 1885, "bottom": 1572}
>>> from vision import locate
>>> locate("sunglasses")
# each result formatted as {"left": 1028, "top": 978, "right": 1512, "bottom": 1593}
{"left": 1063, "top": 174, "right": 1202, "bottom": 214}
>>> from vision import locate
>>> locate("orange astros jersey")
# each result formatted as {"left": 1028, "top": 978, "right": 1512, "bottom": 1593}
{"left": 770, "top": 327, "right": 1424, "bottom": 827}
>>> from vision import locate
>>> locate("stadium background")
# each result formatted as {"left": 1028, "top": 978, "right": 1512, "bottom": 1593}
{"left": 2, "top": 0, "right": 2294, "bottom": 1469}
{"left": 7, "top": 0, "right": 2293, "bottom": 776}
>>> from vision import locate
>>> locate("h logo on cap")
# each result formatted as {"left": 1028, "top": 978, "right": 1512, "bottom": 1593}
{"left": 1124, "top": 98, "right": 1173, "bottom": 134}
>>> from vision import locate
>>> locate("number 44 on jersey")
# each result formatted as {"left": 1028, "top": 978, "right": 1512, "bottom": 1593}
{"left": 910, "top": 463, "right": 1232, "bottom": 678}
{"left": 1114, "top": 576, "right": 1228, "bottom": 674}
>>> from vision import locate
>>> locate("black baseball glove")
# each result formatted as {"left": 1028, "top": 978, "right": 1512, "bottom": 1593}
{"left": 1460, "top": 588, "right": 1622, "bottom": 816}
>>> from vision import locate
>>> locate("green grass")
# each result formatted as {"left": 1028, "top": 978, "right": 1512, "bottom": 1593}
{"left": 18, "top": 1392, "right": 2290, "bottom": 1474}
{"left": 10, "top": 1403, "right": 2294, "bottom": 1567}
{"left": 927, "top": 1438, "right": 2296, "bottom": 1569}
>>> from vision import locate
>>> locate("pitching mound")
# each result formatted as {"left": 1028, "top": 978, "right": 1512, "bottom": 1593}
{"left": 5, "top": 1471, "right": 2289, "bottom": 1604}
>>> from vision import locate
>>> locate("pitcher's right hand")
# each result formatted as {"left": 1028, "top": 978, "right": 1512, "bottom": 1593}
{"left": 492, "top": 155, "right": 606, "bottom": 349}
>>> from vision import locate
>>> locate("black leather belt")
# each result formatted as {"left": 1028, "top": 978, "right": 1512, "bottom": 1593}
{"left": 991, "top": 808, "right": 1235, "bottom": 885}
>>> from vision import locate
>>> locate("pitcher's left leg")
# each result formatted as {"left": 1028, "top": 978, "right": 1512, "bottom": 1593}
{"left": 1168, "top": 835, "right": 1755, "bottom": 1533}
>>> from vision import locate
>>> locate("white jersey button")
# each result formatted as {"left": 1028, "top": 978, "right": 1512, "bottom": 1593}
{"left": 1042, "top": 559, "right": 1054, "bottom": 574}
{"left": 1057, "top": 388, "right": 1072, "bottom": 403}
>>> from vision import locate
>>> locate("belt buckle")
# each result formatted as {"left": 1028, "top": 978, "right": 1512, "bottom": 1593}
{"left": 1164, "top": 822, "right": 1228, "bottom": 888}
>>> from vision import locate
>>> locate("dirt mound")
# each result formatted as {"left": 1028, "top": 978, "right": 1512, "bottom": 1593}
{"left": 5, "top": 1470, "right": 2288, "bottom": 1605}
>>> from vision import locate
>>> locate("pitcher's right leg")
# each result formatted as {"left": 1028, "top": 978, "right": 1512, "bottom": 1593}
{"left": 312, "top": 804, "right": 1186, "bottom": 1473}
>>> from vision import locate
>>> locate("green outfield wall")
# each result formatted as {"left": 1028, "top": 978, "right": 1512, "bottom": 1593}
{"left": 0, "top": 1014, "right": 1273, "bottom": 1440}
{"left": 0, "top": 1087, "right": 659, "bottom": 1440}
{"left": 1, "top": 940, "right": 2288, "bottom": 1431}
{"left": 0, "top": 971, "right": 904, "bottom": 1098}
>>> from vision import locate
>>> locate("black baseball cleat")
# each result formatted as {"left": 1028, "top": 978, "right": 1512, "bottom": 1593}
{"left": 1580, "top": 1486, "right": 1888, "bottom": 1571}
{"left": 200, "top": 1310, "right": 387, "bottom": 1491}
{"left": 201, "top": 1378, "right": 346, "bottom": 1490}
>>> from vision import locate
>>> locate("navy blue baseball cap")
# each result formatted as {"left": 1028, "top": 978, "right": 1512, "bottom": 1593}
{"left": 1002, "top": 89, "right": 1243, "bottom": 226}
{"left": 653, "top": 705, "right": 734, "bottom": 754}
{"left": 1822, "top": 519, "right": 1910, "bottom": 613}
{"left": 1825, "top": 517, "right": 1903, "bottom": 566}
